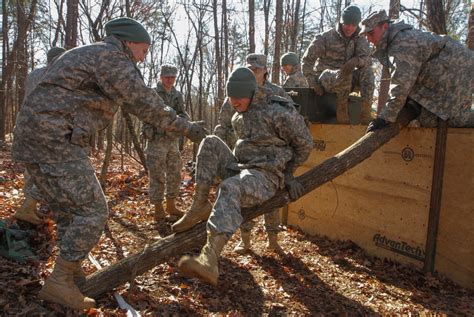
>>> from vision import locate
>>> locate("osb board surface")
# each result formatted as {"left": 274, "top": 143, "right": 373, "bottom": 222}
{"left": 288, "top": 124, "right": 473, "bottom": 289}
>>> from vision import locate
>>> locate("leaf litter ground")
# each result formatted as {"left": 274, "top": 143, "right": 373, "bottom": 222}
{"left": 0, "top": 142, "right": 473, "bottom": 316}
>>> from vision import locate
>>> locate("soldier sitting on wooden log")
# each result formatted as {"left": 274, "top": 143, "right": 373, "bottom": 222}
{"left": 173, "top": 67, "right": 313, "bottom": 286}
{"left": 11, "top": 17, "right": 207, "bottom": 310}
{"left": 361, "top": 10, "right": 474, "bottom": 132}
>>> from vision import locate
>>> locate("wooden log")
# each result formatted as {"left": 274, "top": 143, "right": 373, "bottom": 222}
{"left": 81, "top": 107, "right": 418, "bottom": 298}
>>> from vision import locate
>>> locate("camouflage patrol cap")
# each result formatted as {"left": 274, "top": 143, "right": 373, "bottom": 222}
{"left": 281, "top": 52, "right": 299, "bottom": 66}
{"left": 160, "top": 64, "right": 178, "bottom": 77}
{"left": 246, "top": 53, "right": 267, "bottom": 69}
{"left": 226, "top": 67, "right": 257, "bottom": 98}
{"left": 104, "top": 17, "right": 151, "bottom": 44}
{"left": 46, "top": 47, "right": 66, "bottom": 64}
{"left": 340, "top": 5, "right": 361, "bottom": 25}
{"left": 360, "top": 10, "right": 390, "bottom": 34}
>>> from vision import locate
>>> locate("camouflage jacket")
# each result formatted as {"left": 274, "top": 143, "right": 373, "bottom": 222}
{"left": 283, "top": 67, "right": 309, "bottom": 88}
{"left": 214, "top": 80, "right": 293, "bottom": 148}
{"left": 142, "top": 82, "right": 190, "bottom": 140}
{"left": 302, "top": 24, "right": 372, "bottom": 86}
{"left": 25, "top": 67, "right": 47, "bottom": 98}
{"left": 373, "top": 22, "right": 474, "bottom": 122}
{"left": 12, "top": 36, "right": 190, "bottom": 163}
{"left": 232, "top": 86, "right": 313, "bottom": 187}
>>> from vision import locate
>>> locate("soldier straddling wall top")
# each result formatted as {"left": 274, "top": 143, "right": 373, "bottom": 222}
{"left": 302, "top": 5, "right": 375, "bottom": 124}
{"left": 142, "top": 64, "right": 190, "bottom": 221}
{"left": 360, "top": 10, "right": 474, "bottom": 132}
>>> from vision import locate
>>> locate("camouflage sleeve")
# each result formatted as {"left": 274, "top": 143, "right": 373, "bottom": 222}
{"left": 94, "top": 49, "right": 186, "bottom": 131}
{"left": 302, "top": 35, "right": 325, "bottom": 85}
{"left": 176, "top": 92, "right": 191, "bottom": 120}
{"left": 273, "top": 107, "right": 313, "bottom": 175}
{"left": 355, "top": 36, "right": 372, "bottom": 68}
{"left": 379, "top": 37, "right": 423, "bottom": 122}
{"left": 277, "top": 86, "right": 293, "bottom": 102}
{"left": 213, "top": 98, "right": 237, "bottom": 147}
{"left": 141, "top": 122, "right": 155, "bottom": 139}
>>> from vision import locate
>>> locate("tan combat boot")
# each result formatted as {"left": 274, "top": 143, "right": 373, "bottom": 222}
{"left": 13, "top": 196, "right": 42, "bottom": 225}
{"left": 172, "top": 184, "right": 212, "bottom": 233}
{"left": 178, "top": 231, "right": 229, "bottom": 286}
{"left": 233, "top": 230, "right": 251, "bottom": 254}
{"left": 38, "top": 257, "right": 96, "bottom": 310}
{"left": 73, "top": 261, "right": 87, "bottom": 286}
{"left": 267, "top": 232, "right": 284, "bottom": 254}
{"left": 336, "top": 98, "right": 350, "bottom": 124}
{"left": 165, "top": 198, "right": 184, "bottom": 217}
{"left": 359, "top": 99, "right": 373, "bottom": 124}
{"left": 154, "top": 202, "right": 166, "bottom": 221}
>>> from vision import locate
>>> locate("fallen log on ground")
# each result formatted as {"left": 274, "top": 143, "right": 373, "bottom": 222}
{"left": 81, "top": 107, "right": 418, "bottom": 298}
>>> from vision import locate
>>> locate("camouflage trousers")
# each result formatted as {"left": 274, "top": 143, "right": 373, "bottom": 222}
{"left": 23, "top": 170, "right": 43, "bottom": 201}
{"left": 195, "top": 136, "right": 280, "bottom": 235}
{"left": 318, "top": 66, "right": 375, "bottom": 102}
{"left": 146, "top": 137, "right": 182, "bottom": 203}
{"left": 418, "top": 106, "right": 474, "bottom": 128}
{"left": 25, "top": 159, "right": 108, "bottom": 262}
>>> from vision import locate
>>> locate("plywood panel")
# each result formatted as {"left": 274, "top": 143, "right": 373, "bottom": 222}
{"left": 289, "top": 124, "right": 474, "bottom": 289}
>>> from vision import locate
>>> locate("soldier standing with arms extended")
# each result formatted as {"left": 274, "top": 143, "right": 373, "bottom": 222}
{"left": 360, "top": 10, "right": 474, "bottom": 132}
{"left": 280, "top": 52, "right": 309, "bottom": 88}
{"left": 13, "top": 47, "right": 66, "bottom": 225}
{"left": 142, "top": 64, "right": 190, "bottom": 221}
{"left": 302, "top": 5, "right": 375, "bottom": 124}
{"left": 11, "top": 17, "right": 206, "bottom": 310}
{"left": 176, "top": 67, "right": 313, "bottom": 286}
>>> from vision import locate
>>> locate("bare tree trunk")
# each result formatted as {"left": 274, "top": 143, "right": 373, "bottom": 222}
{"left": 425, "top": 0, "right": 447, "bottom": 34}
{"left": 248, "top": 0, "right": 255, "bottom": 53}
{"left": 213, "top": 0, "right": 224, "bottom": 117}
{"left": 52, "top": 0, "right": 65, "bottom": 47}
{"left": 99, "top": 124, "right": 114, "bottom": 188}
{"left": 271, "top": 0, "right": 283, "bottom": 83}
{"left": 290, "top": 0, "right": 301, "bottom": 52}
{"left": 65, "top": 0, "right": 79, "bottom": 48}
{"left": 263, "top": 0, "right": 271, "bottom": 55}
{"left": 222, "top": 0, "right": 229, "bottom": 82}
{"left": 468, "top": 4, "right": 474, "bottom": 50}
{"left": 123, "top": 112, "right": 147, "bottom": 171}
{"left": 80, "top": 106, "right": 418, "bottom": 298}
{"left": 0, "top": 0, "right": 8, "bottom": 142}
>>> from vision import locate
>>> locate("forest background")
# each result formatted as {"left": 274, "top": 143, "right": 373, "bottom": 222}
{"left": 0, "top": 0, "right": 472, "bottom": 168}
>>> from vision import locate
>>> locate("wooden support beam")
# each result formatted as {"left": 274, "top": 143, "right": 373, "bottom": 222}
{"left": 80, "top": 107, "right": 418, "bottom": 298}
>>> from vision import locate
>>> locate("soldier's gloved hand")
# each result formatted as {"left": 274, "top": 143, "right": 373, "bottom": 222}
{"left": 285, "top": 175, "right": 305, "bottom": 201}
{"left": 186, "top": 120, "right": 209, "bottom": 144}
{"left": 312, "top": 83, "right": 324, "bottom": 96}
{"left": 366, "top": 117, "right": 389, "bottom": 133}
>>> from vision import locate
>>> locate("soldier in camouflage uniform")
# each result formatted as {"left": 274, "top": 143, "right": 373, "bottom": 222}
{"left": 14, "top": 47, "right": 67, "bottom": 225}
{"left": 11, "top": 17, "right": 207, "bottom": 310}
{"left": 142, "top": 64, "right": 190, "bottom": 221}
{"left": 212, "top": 53, "right": 293, "bottom": 254}
{"left": 175, "top": 67, "right": 313, "bottom": 286}
{"left": 361, "top": 11, "right": 474, "bottom": 132}
{"left": 280, "top": 52, "right": 309, "bottom": 88}
{"left": 302, "top": 5, "right": 375, "bottom": 124}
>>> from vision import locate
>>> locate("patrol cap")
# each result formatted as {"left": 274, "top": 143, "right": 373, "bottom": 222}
{"left": 246, "top": 53, "right": 267, "bottom": 69}
{"left": 340, "top": 5, "right": 362, "bottom": 25}
{"left": 104, "top": 17, "right": 151, "bottom": 44}
{"left": 281, "top": 52, "right": 299, "bottom": 66}
{"left": 360, "top": 10, "right": 390, "bottom": 34}
{"left": 160, "top": 64, "right": 178, "bottom": 77}
{"left": 226, "top": 67, "right": 257, "bottom": 98}
{"left": 47, "top": 47, "right": 66, "bottom": 64}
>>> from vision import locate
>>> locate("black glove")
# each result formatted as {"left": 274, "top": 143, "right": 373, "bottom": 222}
{"left": 366, "top": 117, "right": 389, "bottom": 133}
{"left": 186, "top": 121, "right": 209, "bottom": 143}
{"left": 285, "top": 175, "right": 305, "bottom": 201}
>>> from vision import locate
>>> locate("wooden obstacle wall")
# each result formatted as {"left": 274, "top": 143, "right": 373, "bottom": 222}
{"left": 288, "top": 124, "right": 474, "bottom": 289}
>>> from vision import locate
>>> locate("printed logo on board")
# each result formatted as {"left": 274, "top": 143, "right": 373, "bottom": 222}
{"left": 372, "top": 233, "right": 425, "bottom": 261}
{"left": 313, "top": 139, "right": 326, "bottom": 151}
{"left": 298, "top": 208, "right": 306, "bottom": 220}
{"left": 401, "top": 147, "right": 414, "bottom": 162}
